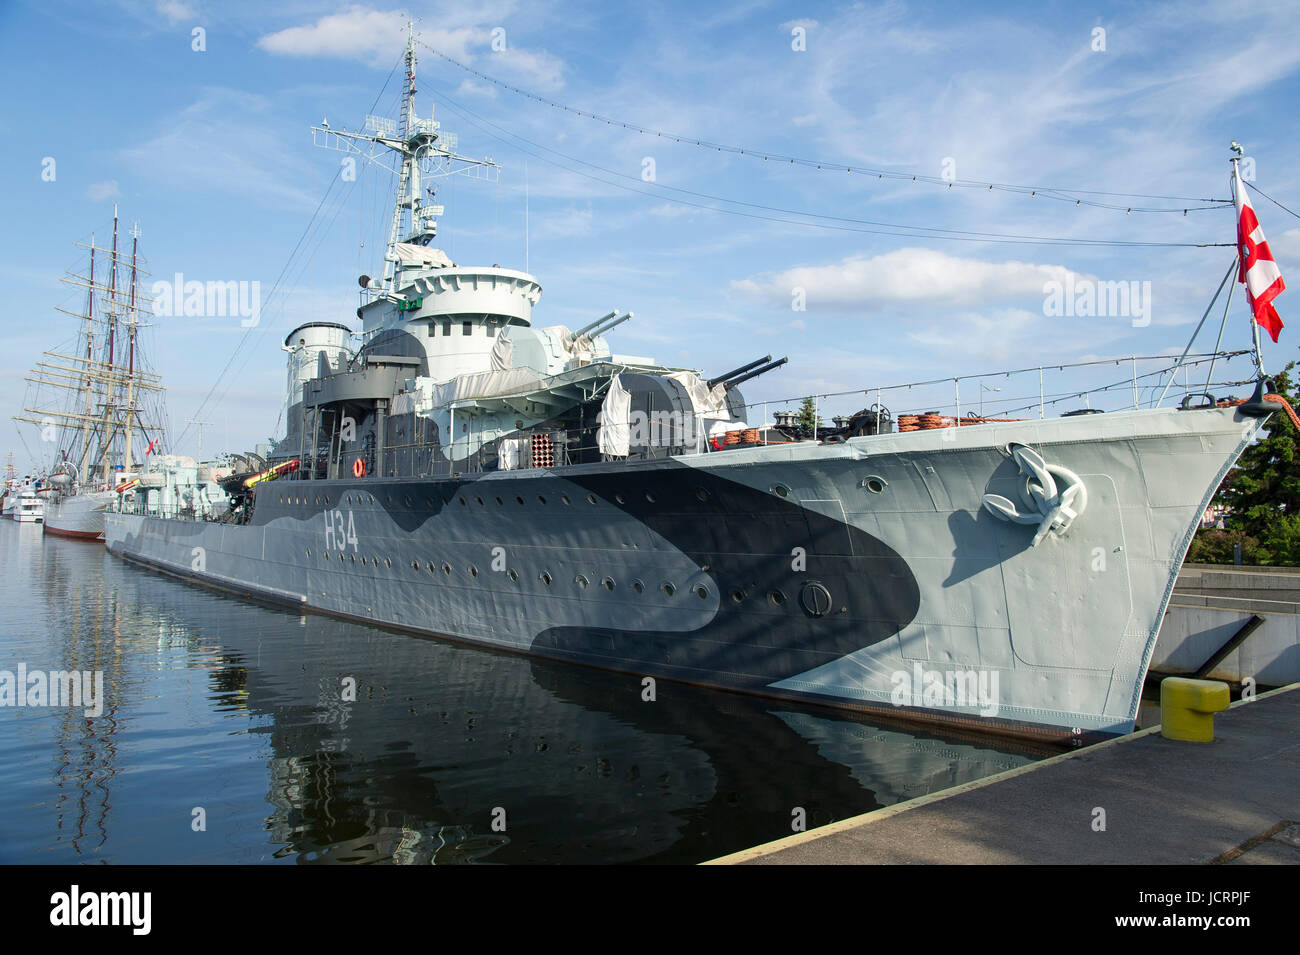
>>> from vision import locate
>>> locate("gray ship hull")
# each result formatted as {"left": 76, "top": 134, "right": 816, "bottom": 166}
{"left": 104, "top": 405, "right": 1260, "bottom": 741}
{"left": 44, "top": 489, "right": 114, "bottom": 541}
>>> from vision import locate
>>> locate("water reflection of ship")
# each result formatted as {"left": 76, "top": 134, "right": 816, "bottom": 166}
{"left": 109, "top": 569, "right": 1042, "bottom": 863}
{"left": 28, "top": 537, "right": 128, "bottom": 856}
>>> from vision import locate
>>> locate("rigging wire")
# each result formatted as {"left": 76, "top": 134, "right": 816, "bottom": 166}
{"left": 173, "top": 53, "right": 405, "bottom": 453}
{"left": 419, "top": 40, "right": 1231, "bottom": 214}
{"left": 427, "top": 85, "right": 1232, "bottom": 250}
{"left": 1245, "top": 180, "right": 1300, "bottom": 221}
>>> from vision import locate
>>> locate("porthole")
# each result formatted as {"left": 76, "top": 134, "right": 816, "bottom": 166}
{"left": 771, "top": 483, "right": 790, "bottom": 499}
{"left": 863, "top": 475, "right": 887, "bottom": 494}
{"left": 442, "top": 562, "right": 452, "bottom": 575}
{"left": 540, "top": 571, "right": 553, "bottom": 586}
{"left": 632, "top": 580, "right": 644, "bottom": 594}
{"left": 475, "top": 496, "right": 484, "bottom": 506}
{"left": 349, "top": 554, "right": 356, "bottom": 563}
{"left": 561, "top": 494, "right": 571, "bottom": 505}
{"left": 359, "top": 555, "right": 366, "bottom": 565}
{"left": 458, "top": 497, "right": 466, "bottom": 506}
{"left": 575, "top": 574, "right": 589, "bottom": 590}
{"left": 538, "top": 495, "right": 547, "bottom": 505}
{"left": 731, "top": 589, "right": 746, "bottom": 603}
{"left": 496, "top": 496, "right": 504, "bottom": 506}
{"left": 587, "top": 493, "right": 598, "bottom": 505}
{"left": 508, "top": 569, "right": 519, "bottom": 582}
{"left": 469, "top": 565, "right": 478, "bottom": 578}
{"left": 769, "top": 590, "right": 787, "bottom": 606}
{"left": 404, "top": 497, "right": 412, "bottom": 507}
{"left": 516, "top": 496, "right": 525, "bottom": 506}
{"left": 412, "top": 560, "right": 420, "bottom": 571}
{"left": 695, "top": 585, "right": 709, "bottom": 599}
{"left": 615, "top": 493, "right": 626, "bottom": 504}
{"left": 384, "top": 558, "right": 392, "bottom": 568}
{"left": 426, "top": 561, "right": 435, "bottom": 573}
{"left": 602, "top": 577, "right": 615, "bottom": 592}
{"left": 306, "top": 548, "right": 312, "bottom": 558}
{"left": 662, "top": 583, "right": 676, "bottom": 597}
{"left": 645, "top": 491, "right": 656, "bottom": 503}
{"left": 426, "top": 498, "right": 434, "bottom": 508}
{"left": 695, "top": 488, "right": 710, "bottom": 502}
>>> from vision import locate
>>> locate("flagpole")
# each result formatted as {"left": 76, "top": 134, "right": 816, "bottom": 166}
{"left": 1232, "top": 151, "right": 1267, "bottom": 377}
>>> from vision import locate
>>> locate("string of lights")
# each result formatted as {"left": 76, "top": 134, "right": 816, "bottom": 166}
{"left": 420, "top": 41, "right": 1233, "bottom": 216}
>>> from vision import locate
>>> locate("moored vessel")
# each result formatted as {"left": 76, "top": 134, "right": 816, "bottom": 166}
{"left": 105, "top": 25, "right": 1289, "bottom": 743}
{"left": 16, "top": 209, "right": 166, "bottom": 542}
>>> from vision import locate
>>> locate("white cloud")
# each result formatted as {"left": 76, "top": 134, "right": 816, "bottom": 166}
{"left": 257, "top": 8, "right": 478, "bottom": 67}
{"left": 87, "top": 180, "right": 121, "bottom": 202}
{"left": 1271, "top": 228, "right": 1300, "bottom": 270}
{"left": 155, "top": 0, "right": 195, "bottom": 24}
{"left": 648, "top": 203, "right": 697, "bottom": 218}
{"left": 120, "top": 88, "right": 320, "bottom": 212}
{"left": 456, "top": 79, "right": 498, "bottom": 99}
{"left": 256, "top": 7, "right": 563, "bottom": 87}
{"left": 488, "top": 46, "right": 566, "bottom": 90}
{"left": 732, "top": 248, "right": 1082, "bottom": 310}
{"left": 534, "top": 205, "right": 594, "bottom": 240}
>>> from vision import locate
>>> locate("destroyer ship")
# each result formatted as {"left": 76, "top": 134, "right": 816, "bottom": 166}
{"left": 105, "top": 28, "right": 1285, "bottom": 741}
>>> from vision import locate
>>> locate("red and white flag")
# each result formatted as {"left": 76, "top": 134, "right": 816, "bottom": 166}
{"left": 1233, "top": 163, "right": 1285, "bottom": 343}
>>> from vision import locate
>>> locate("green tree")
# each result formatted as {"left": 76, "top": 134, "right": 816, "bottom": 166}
{"left": 1187, "top": 361, "right": 1300, "bottom": 565}
{"left": 797, "top": 396, "right": 821, "bottom": 432}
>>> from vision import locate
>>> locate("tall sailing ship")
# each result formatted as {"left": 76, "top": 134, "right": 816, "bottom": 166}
{"left": 17, "top": 209, "right": 165, "bottom": 540}
{"left": 106, "top": 27, "right": 1285, "bottom": 741}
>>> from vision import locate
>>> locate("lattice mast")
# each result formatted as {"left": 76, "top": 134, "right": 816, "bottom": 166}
{"left": 310, "top": 19, "right": 500, "bottom": 295}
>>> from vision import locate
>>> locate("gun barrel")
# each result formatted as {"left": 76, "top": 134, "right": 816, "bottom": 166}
{"left": 573, "top": 309, "right": 619, "bottom": 338}
{"left": 708, "top": 355, "right": 773, "bottom": 389}
{"left": 588, "top": 312, "right": 632, "bottom": 338}
{"left": 724, "top": 357, "right": 788, "bottom": 389}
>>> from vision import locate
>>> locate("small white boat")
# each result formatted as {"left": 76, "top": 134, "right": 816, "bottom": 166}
{"left": 11, "top": 489, "right": 45, "bottom": 523}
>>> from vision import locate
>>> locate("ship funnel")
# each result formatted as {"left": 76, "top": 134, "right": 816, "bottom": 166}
{"left": 723, "top": 356, "right": 788, "bottom": 389}
{"left": 708, "top": 355, "right": 772, "bottom": 389}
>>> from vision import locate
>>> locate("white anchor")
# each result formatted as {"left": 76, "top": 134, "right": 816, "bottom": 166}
{"left": 982, "top": 443, "right": 1088, "bottom": 547}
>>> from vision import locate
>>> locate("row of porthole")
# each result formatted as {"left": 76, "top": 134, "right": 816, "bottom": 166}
{"left": 303, "top": 547, "right": 794, "bottom": 607}
{"left": 305, "top": 548, "right": 717, "bottom": 599}
{"left": 275, "top": 486, "right": 731, "bottom": 509}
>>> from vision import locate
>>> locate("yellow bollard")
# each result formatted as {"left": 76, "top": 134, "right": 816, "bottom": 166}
{"left": 1160, "top": 677, "right": 1230, "bottom": 742}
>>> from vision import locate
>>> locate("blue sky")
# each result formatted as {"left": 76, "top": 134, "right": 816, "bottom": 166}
{"left": 2, "top": 0, "right": 1298, "bottom": 466}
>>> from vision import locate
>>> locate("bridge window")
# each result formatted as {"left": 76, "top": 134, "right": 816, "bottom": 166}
{"left": 462, "top": 321, "right": 473, "bottom": 336}
{"left": 442, "top": 320, "right": 451, "bottom": 336}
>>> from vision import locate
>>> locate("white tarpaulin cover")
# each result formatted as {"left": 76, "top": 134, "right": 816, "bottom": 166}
{"left": 596, "top": 370, "right": 744, "bottom": 456}
{"left": 389, "top": 368, "right": 543, "bottom": 417}
{"left": 597, "top": 374, "right": 632, "bottom": 456}
{"left": 394, "top": 243, "right": 454, "bottom": 268}
{"left": 489, "top": 330, "right": 513, "bottom": 372}
{"left": 498, "top": 437, "right": 523, "bottom": 470}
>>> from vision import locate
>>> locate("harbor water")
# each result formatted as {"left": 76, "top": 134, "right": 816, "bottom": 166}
{"left": 0, "top": 522, "right": 1043, "bottom": 864}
